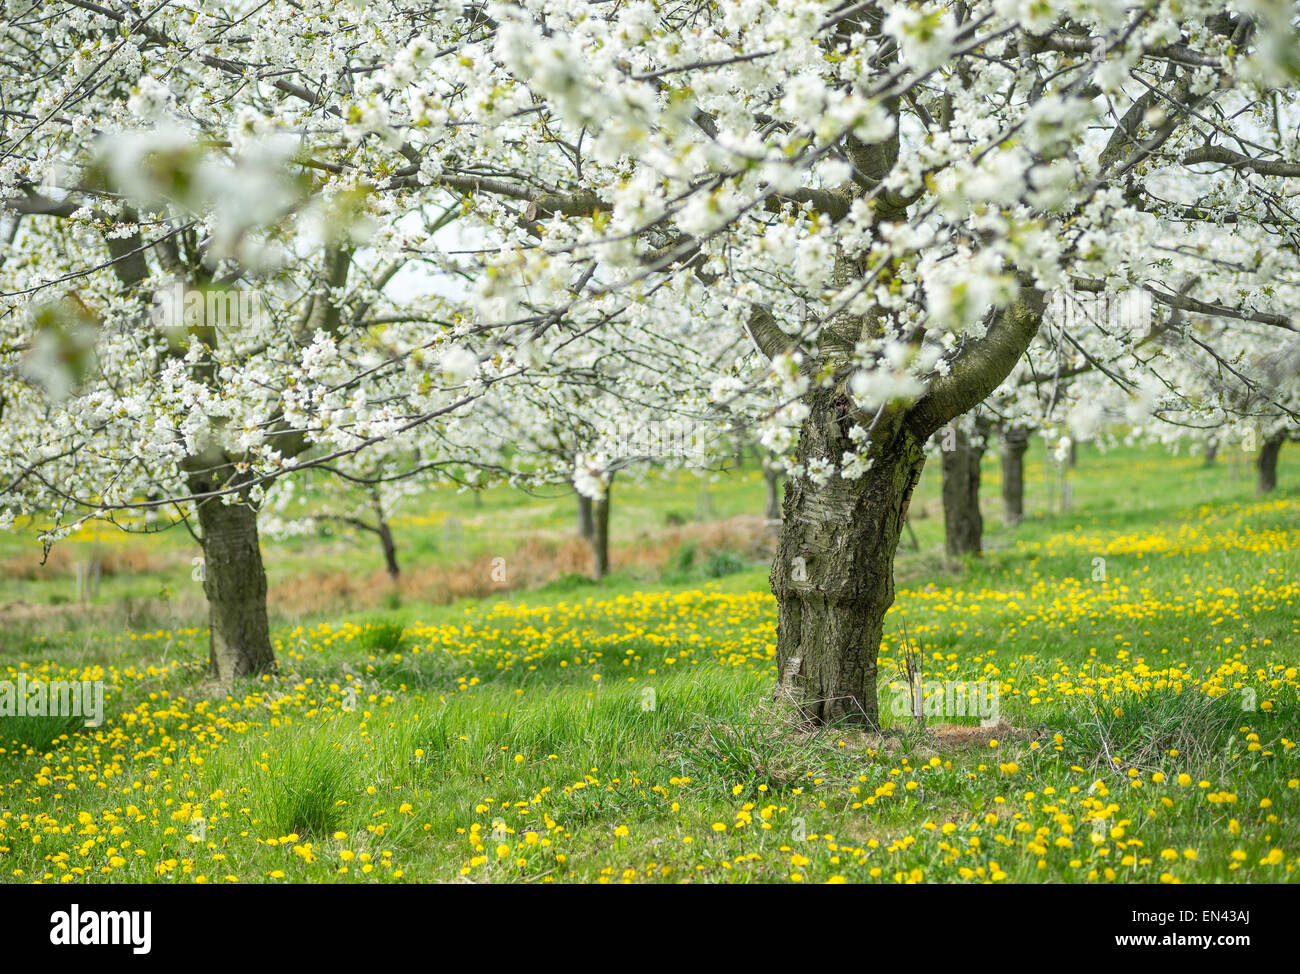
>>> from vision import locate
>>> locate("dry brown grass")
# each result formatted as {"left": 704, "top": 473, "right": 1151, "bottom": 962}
{"left": 0, "top": 588, "right": 203, "bottom": 634}
{"left": 0, "top": 515, "right": 776, "bottom": 630}
{"left": 0, "top": 546, "right": 73, "bottom": 580}
{"left": 269, "top": 514, "right": 776, "bottom": 616}
{"left": 0, "top": 543, "right": 171, "bottom": 580}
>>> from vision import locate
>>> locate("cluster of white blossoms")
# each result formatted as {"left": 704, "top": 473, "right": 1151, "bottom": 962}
{"left": 0, "top": 0, "right": 1298, "bottom": 537}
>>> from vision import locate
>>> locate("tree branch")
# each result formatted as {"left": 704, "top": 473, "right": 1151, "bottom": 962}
{"left": 906, "top": 285, "right": 1046, "bottom": 440}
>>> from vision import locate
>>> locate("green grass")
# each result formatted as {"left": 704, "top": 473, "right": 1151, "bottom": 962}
{"left": 0, "top": 439, "right": 1297, "bottom": 883}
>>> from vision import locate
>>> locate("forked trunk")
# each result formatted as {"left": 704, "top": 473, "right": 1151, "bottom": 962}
{"left": 1001, "top": 426, "right": 1028, "bottom": 525}
{"left": 771, "top": 391, "right": 926, "bottom": 726}
{"left": 764, "top": 284, "right": 1045, "bottom": 727}
{"left": 1258, "top": 433, "right": 1284, "bottom": 494}
{"left": 196, "top": 496, "right": 276, "bottom": 682}
{"left": 942, "top": 427, "right": 984, "bottom": 556}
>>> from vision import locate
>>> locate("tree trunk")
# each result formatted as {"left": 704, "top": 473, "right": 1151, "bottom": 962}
{"left": 771, "top": 391, "right": 926, "bottom": 727}
{"left": 377, "top": 517, "right": 400, "bottom": 581}
{"left": 763, "top": 284, "right": 1045, "bottom": 727}
{"left": 1203, "top": 439, "right": 1218, "bottom": 466}
{"left": 763, "top": 463, "right": 783, "bottom": 521}
{"left": 1001, "top": 426, "right": 1029, "bottom": 525}
{"left": 577, "top": 493, "right": 594, "bottom": 540}
{"left": 371, "top": 492, "right": 400, "bottom": 581}
{"left": 196, "top": 496, "right": 276, "bottom": 683}
{"left": 591, "top": 482, "right": 611, "bottom": 580}
{"left": 941, "top": 426, "right": 984, "bottom": 556}
{"left": 1258, "top": 433, "right": 1284, "bottom": 493}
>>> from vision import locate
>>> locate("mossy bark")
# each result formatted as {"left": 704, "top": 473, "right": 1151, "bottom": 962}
{"left": 771, "top": 390, "right": 926, "bottom": 727}
{"left": 759, "top": 264, "right": 1045, "bottom": 727}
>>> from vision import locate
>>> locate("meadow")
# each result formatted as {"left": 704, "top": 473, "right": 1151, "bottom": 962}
{"left": 1, "top": 439, "right": 1297, "bottom": 884}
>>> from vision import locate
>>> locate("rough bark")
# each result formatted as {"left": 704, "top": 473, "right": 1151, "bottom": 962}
{"left": 577, "top": 493, "right": 594, "bottom": 540}
{"left": 941, "top": 426, "right": 985, "bottom": 556}
{"left": 195, "top": 495, "right": 276, "bottom": 683}
{"left": 772, "top": 391, "right": 927, "bottom": 727}
{"left": 769, "top": 287, "right": 1045, "bottom": 726}
{"left": 1001, "top": 426, "right": 1029, "bottom": 525}
{"left": 1258, "top": 433, "right": 1284, "bottom": 493}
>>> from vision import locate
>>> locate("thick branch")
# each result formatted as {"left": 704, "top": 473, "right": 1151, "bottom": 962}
{"left": 906, "top": 286, "right": 1046, "bottom": 440}
{"left": 1182, "top": 145, "right": 1300, "bottom": 178}
{"left": 745, "top": 306, "right": 797, "bottom": 361}
{"left": 1144, "top": 285, "right": 1298, "bottom": 332}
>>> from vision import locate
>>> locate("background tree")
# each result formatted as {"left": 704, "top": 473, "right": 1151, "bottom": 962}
{"left": 938, "top": 411, "right": 994, "bottom": 557}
